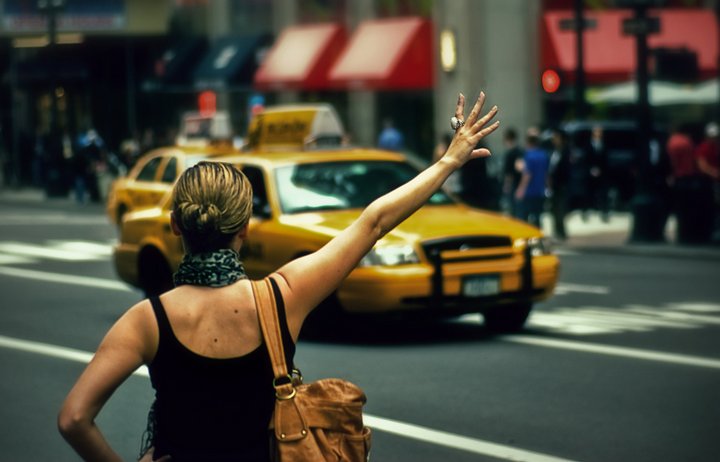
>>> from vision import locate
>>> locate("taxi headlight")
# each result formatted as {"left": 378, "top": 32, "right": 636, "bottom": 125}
{"left": 515, "top": 237, "right": 553, "bottom": 257}
{"left": 359, "top": 245, "right": 419, "bottom": 267}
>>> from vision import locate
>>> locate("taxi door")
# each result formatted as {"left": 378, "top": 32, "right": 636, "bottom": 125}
{"left": 238, "top": 164, "right": 283, "bottom": 279}
{"left": 126, "top": 154, "right": 174, "bottom": 210}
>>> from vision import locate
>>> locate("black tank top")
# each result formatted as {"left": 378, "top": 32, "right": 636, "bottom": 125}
{"left": 147, "top": 279, "right": 295, "bottom": 462}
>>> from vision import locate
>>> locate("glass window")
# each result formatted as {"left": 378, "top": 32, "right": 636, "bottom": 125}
{"left": 160, "top": 157, "right": 178, "bottom": 184}
{"left": 242, "top": 165, "right": 271, "bottom": 219}
{"left": 135, "top": 156, "right": 163, "bottom": 182}
{"left": 275, "top": 160, "right": 453, "bottom": 214}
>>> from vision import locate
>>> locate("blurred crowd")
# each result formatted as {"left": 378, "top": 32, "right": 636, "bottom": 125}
{"left": 492, "top": 122, "right": 719, "bottom": 245}
{"left": 6, "top": 126, "right": 172, "bottom": 205}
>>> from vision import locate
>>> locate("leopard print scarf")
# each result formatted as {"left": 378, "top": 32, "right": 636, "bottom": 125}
{"left": 173, "top": 248, "right": 248, "bottom": 287}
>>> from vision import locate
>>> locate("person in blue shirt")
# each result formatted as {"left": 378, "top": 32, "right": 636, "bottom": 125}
{"left": 377, "top": 118, "right": 404, "bottom": 151}
{"left": 515, "top": 127, "right": 549, "bottom": 229}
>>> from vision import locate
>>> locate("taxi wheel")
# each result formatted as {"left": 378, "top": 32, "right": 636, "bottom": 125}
{"left": 482, "top": 303, "right": 532, "bottom": 332}
{"left": 139, "top": 248, "right": 174, "bottom": 297}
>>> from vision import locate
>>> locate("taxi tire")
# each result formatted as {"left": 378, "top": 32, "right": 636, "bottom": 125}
{"left": 139, "top": 248, "right": 174, "bottom": 297}
{"left": 482, "top": 303, "right": 532, "bottom": 332}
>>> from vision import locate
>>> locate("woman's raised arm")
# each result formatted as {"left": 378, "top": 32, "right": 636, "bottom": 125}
{"left": 273, "top": 92, "right": 499, "bottom": 338}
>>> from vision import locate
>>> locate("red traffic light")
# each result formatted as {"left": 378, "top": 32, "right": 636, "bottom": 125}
{"left": 541, "top": 69, "right": 561, "bottom": 94}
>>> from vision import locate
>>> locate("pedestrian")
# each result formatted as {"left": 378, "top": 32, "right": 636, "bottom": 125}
{"left": 548, "top": 128, "right": 571, "bottom": 240}
{"left": 666, "top": 124, "right": 704, "bottom": 243}
{"left": 695, "top": 122, "right": 720, "bottom": 240}
{"left": 515, "top": 127, "right": 549, "bottom": 229}
{"left": 58, "top": 92, "right": 500, "bottom": 461}
{"left": 70, "top": 141, "right": 91, "bottom": 205}
{"left": 588, "top": 125, "right": 610, "bottom": 221}
{"left": 377, "top": 118, "right": 404, "bottom": 151}
{"left": 501, "top": 127, "right": 524, "bottom": 217}
{"left": 459, "top": 142, "right": 492, "bottom": 209}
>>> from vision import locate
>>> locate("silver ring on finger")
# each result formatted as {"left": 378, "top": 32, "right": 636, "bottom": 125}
{"left": 450, "top": 116, "right": 465, "bottom": 131}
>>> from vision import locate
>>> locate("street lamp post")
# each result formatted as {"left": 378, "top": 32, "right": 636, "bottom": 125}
{"left": 616, "top": 0, "right": 665, "bottom": 242}
{"left": 37, "top": 0, "right": 66, "bottom": 197}
{"left": 559, "top": 0, "right": 597, "bottom": 121}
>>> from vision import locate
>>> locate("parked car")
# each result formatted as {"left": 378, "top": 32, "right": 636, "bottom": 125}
{"left": 114, "top": 105, "right": 560, "bottom": 331}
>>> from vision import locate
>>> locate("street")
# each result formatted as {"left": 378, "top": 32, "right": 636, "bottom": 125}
{"left": 0, "top": 198, "right": 719, "bottom": 462}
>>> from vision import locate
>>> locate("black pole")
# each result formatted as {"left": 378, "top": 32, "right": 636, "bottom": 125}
{"left": 574, "top": 0, "right": 587, "bottom": 120}
{"left": 629, "top": 4, "right": 664, "bottom": 242}
{"left": 41, "top": 0, "right": 67, "bottom": 197}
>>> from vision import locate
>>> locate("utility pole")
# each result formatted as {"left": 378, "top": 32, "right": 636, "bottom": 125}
{"left": 37, "top": 0, "right": 67, "bottom": 197}
{"left": 573, "top": 0, "right": 587, "bottom": 120}
{"left": 559, "top": 0, "right": 596, "bottom": 121}
{"left": 616, "top": 0, "right": 665, "bottom": 242}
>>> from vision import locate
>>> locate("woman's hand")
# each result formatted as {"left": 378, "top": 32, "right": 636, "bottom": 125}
{"left": 441, "top": 92, "right": 499, "bottom": 168}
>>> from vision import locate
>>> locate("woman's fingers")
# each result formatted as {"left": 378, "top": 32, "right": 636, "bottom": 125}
{"left": 475, "top": 104, "right": 499, "bottom": 130}
{"left": 466, "top": 92, "right": 486, "bottom": 126}
{"left": 454, "top": 93, "right": 465, "bottom": 120}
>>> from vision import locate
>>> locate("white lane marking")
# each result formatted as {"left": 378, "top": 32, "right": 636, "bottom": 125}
{"left": 0, "top": 334, "right": 149, "bottom": 377}
{"left": 668, "top": 302, "right": 720, "bottom": 313}
{"left": 362, "top": 415, "right": 576, "bottom": 462}
{"left": 504, "top": 335, "right": 720, "bottom": 370}
{"left": 0, "top": 215, "right": 109, "bottom": 226}
{"left": 554, "top": 283, "right": 610, "bottom": 295}
{"left": 0, "top": 254, "right": 35, "bottom": 265}
{"left": 0, "top": 266, "right": 133, "bottom": 292}
{"left": 0, "top": 241, "right": 106, "bottom": 261}
{"left": 0, "top": 334, "right": 574, "bottom": 462}
{"left": 47, "top": 240, "right": 114, "bottom": 256}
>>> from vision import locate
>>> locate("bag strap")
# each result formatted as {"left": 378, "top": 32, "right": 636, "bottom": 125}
{"left": 251, "top": 278, "right": 288, "bottom": 381}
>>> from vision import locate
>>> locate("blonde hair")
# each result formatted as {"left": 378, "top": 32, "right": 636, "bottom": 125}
{"left": 172, "top": 161, "right": 253, "bottom": 253}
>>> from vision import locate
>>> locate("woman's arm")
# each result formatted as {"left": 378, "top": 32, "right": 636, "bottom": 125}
{"left": 58, "top": 301, "right": 157, "bottom": 462}
{"left": 273, "top": 92, "right": 499, "bottom": 338}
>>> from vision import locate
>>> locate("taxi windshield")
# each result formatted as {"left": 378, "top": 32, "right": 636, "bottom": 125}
{"left": 275, "top": 160, "right": 454, "bottom": 214}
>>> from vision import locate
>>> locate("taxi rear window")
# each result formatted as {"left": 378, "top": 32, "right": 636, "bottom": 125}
{"left": 275, "top": 160, "right": 453, "bottom": 214}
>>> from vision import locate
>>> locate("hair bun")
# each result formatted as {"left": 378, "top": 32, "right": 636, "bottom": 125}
{"left": 195, "top": 203, "right": 221, "bottom": 231}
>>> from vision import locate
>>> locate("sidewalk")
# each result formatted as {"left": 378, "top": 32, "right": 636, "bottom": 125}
{"left": 2, "top": 186, "right": 720, "bottom": 260}
{"left": 544, "top": 211, "right": 720, "bottom": 260}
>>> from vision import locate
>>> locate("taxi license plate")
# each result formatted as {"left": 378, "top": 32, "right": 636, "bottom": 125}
{"left": 462, "top": 275, "right": 500, "bottom": 297}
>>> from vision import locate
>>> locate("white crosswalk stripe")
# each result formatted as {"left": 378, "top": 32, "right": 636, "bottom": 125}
{"left": 460, "top": 302, "right": 720, "bottom": 336}
{"left": 0, "top": 239, "right": 114, "bottom": 263}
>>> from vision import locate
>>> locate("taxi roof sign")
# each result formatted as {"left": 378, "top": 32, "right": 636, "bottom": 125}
{"left": 177, "top": 111, "right": 232, "bottom": 146}
{"left": 246, "top": 104, "right": 344, "bottom": 151}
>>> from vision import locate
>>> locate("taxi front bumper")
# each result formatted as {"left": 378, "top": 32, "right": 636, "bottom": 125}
{"left": 337, "top": 247, "right": 559, "bottom": 315}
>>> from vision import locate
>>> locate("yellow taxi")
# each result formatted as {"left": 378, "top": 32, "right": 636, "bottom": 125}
{"left": 114, "top": 105, "right": 559, "bottom": 331}
{"left": 106, "top": 113, "right": 236, "bottom": 225}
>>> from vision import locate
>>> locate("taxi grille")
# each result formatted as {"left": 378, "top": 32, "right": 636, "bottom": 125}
{"left": 417, "top": 235, "right": 533, "bottom": 309}
{"left": 421, "top": 235, "right": 513, "bottom": 261}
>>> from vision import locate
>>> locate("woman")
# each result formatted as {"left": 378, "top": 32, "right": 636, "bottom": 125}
{"left": 58, "top": 92, "right": 499, "bottom": 461}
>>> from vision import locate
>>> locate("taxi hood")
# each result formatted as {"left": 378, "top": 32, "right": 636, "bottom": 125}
{"left": 279, "top": 204, "right": 541, "bottom": 244}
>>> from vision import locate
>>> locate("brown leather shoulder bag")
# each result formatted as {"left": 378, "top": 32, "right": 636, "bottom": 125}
{"left": 252, "top": 278, "right": 372, "bottom": 462}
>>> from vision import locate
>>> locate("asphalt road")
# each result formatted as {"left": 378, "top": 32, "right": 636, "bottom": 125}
{"left": 0, "top": 199, "right": 718, "bottom": 462}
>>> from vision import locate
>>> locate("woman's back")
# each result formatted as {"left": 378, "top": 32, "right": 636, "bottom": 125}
{"left": 147, "top": 279, "right": 295, "bottom": 461}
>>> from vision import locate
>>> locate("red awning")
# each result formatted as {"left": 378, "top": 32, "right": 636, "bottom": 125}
{"left": 542, "top": 9, "right": 718, "bottom": 84}
{"left": 254, "top": 23, "right": 347, "bottom": 91}
{"left": 328, "top": 17, "right": 433, "bottom": 90}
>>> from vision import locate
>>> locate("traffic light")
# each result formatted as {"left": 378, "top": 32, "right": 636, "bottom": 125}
{"left": 541, "top": 69, "right": 562, "bottom": 94}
